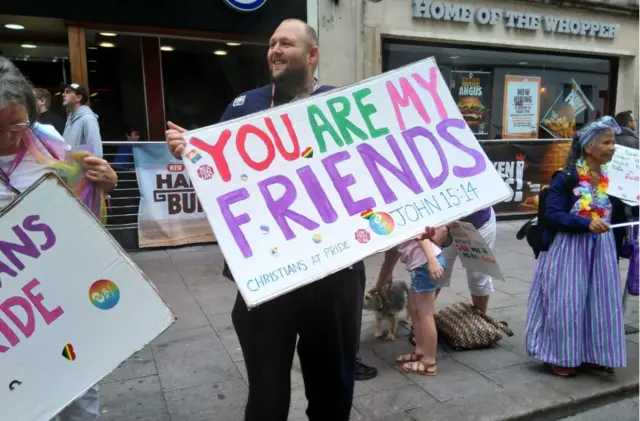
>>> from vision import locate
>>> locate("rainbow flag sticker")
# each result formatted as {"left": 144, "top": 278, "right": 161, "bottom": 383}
{"left": 360, "top": 209, "right": 374, "bottom": 220}
{"left": 301, "top": 147, "right": 313, "bottom": 159}
{"left": 62, "top": 343, "right": 77, "bottom": 361}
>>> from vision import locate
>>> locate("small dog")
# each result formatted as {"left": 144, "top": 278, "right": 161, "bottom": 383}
{"left": 363, "top": 280, "right": 410, "bottom": 341}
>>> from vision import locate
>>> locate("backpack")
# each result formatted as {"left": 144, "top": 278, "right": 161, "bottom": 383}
{"left": 516, "top": 169, "right": 576, "bottom": 259}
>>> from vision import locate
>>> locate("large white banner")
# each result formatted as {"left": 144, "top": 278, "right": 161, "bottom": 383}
{"left": 182, "top": 57, "right": 512, "bottom": 307}
{"left": 0, "top": 174, "right": 175, "bottom": 421}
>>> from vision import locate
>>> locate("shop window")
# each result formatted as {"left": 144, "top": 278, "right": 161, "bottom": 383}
{"left": 84, "top": 30, "right": 148, "bottom": 142}
{"left": 383, "top": 41, "right": 614, "bottom": 141}
{"left": 160, "top": 38, "right": 270, "bottom": 129}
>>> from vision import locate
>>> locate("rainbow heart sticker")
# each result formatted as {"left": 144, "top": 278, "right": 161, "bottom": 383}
{"left": 62, "top": 344, "right": 76, "bottom": 361}
{"left": 301, "top": 147, "right": 313, "bottom": 159}
{"left": 360, "top": 209, "right": 374, "bottom": 220}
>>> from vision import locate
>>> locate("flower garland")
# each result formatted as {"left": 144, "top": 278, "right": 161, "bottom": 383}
{"left": 575, "top": 158, "right": 609, "bottom": 220}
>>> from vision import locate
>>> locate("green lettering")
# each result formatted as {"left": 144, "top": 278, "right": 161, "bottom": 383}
{"left": 353, "top": 88, "right": 389, "bottom": 138}
{"left": 326, "top": 96, "right": 368, "bottom": 146}
{"left": 307, "top": 105, "right": 344, "bottom": 153}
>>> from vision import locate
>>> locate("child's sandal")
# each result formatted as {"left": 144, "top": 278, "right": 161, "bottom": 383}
{"left": 402, "top": 361, "right": 437, "bottom": 376}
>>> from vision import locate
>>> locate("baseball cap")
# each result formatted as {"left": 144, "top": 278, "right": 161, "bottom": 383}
{"left": 62, "top": 83, "right": 90, "bottom": 103}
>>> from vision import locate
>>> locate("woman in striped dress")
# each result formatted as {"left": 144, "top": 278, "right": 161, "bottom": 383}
{"left": 525, "top": 116, "right": 634, "bottom": 377}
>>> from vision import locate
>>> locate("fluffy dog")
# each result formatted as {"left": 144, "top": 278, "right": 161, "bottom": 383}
{"left": 363, "top": 281, "right": 410, "bottom": 341}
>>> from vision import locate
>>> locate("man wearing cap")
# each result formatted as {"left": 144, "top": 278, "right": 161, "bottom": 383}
{"left": 62, "top": 83, "right": 103, "bottom": 158}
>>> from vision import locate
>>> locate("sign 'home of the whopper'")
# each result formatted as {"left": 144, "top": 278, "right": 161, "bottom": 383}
{"left": 412, "top": 0, "right": 620, "bottom": 39}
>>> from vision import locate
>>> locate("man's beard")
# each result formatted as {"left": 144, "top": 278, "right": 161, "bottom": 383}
{"left": 271, "top": 64, "right": 310, "bottom": 96}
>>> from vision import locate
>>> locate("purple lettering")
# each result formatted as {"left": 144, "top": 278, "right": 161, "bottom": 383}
{"left": 402, "top": 127, "right": 448, "bottom": 189}
{"left": 258, "top": 175, "right": 319, "bottom": 241}
{"left": 357, "top": 135, "right": 423, "bottom": 204}
{"left": 322, "top": 151, "right": 376, "bottom": 216}
{"left": 217, "top": 189, "right": 253, "bottom": 258}
{"left": 22, "top": 215, "right": 56, "bottom": 251}
{"left": 297, "top": 166, "right": 338, "bottom": 224}
{"left": 437, "top": 119, "right": 486, "bottom": 177}
{"left": 0, "top": 225, "right": 41, "bottom": 271}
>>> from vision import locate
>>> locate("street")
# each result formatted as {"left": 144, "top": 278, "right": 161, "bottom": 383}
{"left": 97, "top": 220, "right": 639, "bottom": 421}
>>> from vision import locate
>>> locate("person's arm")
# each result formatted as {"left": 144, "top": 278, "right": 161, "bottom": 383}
{"left": 83, "top": 117, "right": 103, "bottom": 158}
{"left": 545, "top": 170, "right": 591, "bottom": 233}
{"left": 372, "top": 247, "right": 400, "bottom": 292}
{"left": 83, "top": 155, "right": 117, "bottom": 192}
{"left": 418, "top": 238, "right": 444, "bottom": 281}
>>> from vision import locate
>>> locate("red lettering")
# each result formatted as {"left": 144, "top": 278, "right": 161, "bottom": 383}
{"left": 0, "top": 296, "right": 35, "bottom": 338}
{"left": 386, "top": 77, "right": 432, "bottom": 130}
{"left": 237, "top": 124, "right": 276, "bottom": 172}
{"left": 190, "top": 129, "right": 232, "bottom": 182}
{"left": 23, "top": 279, "right": 64, "bottom": 325}
{"left": 266, "top": 114, "right": 300, "bottom": 161}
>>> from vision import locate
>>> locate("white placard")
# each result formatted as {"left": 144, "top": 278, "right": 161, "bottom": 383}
{"left": 450, "top": 222, "right": 505, "bottom": 280}
{"left": 608, "top": 145, "right": 639, "bottom": 205}
{"left": 182, "top": 57, "right": 512, "bottom": 307}
{"left": 0, "top": 174, "right": 175, "bottom": 421}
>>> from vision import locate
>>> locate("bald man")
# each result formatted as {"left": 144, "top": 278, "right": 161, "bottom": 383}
{"left": 165, "top": 19, "right": 376, "bottom": 421}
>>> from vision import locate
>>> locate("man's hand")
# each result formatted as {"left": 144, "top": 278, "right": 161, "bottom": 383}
{"left": 83, "top": 155, "right": 117, "bottom": 191}
{"left": 166, "top": 121, "right": 187, "bottom": 159}
{"left": 589, "top": 219, "right": 610, "bottom": 234}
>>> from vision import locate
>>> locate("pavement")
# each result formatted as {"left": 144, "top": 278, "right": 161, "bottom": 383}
{"left": 96, "top": 221, "right": 639, "bottom": 421}
{"left": 558, "top": 396, "right": 639, "bottom": 421}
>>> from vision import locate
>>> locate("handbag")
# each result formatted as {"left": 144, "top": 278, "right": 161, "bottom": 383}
{"left": 434, "top": 302, "right": 514, "bottom": 350}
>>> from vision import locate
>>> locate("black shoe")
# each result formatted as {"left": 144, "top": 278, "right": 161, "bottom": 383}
{"left": 355, "top": 359, "right": 378, "bottom": 381}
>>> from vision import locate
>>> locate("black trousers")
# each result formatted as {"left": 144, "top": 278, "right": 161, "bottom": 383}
{"left": 232, "top": 268, "right": 363, "bottom": 421}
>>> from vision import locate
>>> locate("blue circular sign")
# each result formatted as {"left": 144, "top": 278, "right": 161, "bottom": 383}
{"left": 223, "top": 0, "right": 267, "bottom": 12}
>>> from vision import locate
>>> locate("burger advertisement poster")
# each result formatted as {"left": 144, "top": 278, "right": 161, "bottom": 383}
{"left": 540, "top": 79, "right": 595, "bottom": 139}
{"left": 450, "top": 71, "right": 492, "bottom": 136}
{"left": 502, "top": 76, "right": 542, "bottom": 140}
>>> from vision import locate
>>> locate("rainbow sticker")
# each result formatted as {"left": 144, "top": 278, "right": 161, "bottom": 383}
{"left": 301, "top": 147, "right": 313, "bottom": 159}
{"left": 260, "top": 225, "right": 270, "bottom": 234}
{"left": 240, "top": 174, "right": 248, "bottom": 181}
{"left": 89, "top": 280, "right": 120, "bottom": 310}
{"left": 270, "top": 247, "right": 279, "bottom": 256}
{"left": 312, "top": 234, "right": 323, "bottom": 244}
{"left": 360, "top": 209, "right": 374, "bottom": 220}
{"left": 62, "top": 344, "right": 76, "bottom": 361}
{"left": 369, "top": 212, "right": 395, "bottom": 236}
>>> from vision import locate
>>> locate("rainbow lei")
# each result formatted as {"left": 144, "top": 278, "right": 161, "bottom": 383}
{"left": 574, "top": 158, "right": 610, "bottom": 220}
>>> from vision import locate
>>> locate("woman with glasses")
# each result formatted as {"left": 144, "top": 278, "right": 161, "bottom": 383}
{"left": 0, "top": 56, "right": 117, "bottom": 421}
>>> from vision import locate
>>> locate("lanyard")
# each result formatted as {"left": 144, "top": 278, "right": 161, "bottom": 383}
{"left": 0, "top": 148, "right": 27, "bottom": 196}
{"left": 270, "top": 79, "right": 319, "bottom": 109}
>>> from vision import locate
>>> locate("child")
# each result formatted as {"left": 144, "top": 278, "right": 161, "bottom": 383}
{"left": 374, "top": 227, "right": 447, "bottom": 376}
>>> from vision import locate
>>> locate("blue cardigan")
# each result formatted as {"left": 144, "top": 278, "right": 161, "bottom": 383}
{"left": 543, "top": 166, "right": 638, "bottom": 255}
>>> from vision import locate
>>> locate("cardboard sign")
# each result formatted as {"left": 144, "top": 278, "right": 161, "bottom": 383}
{"left": 182, "top": 57, "right": 512, "bottom": 307}
{"left": 0, "top": 174, "right": 175, "bottom": 421}
{"left": 608, "top": 145, "right": 640, "bottom": 205}
{"left": 450, "top": 222, "right": 505, "bottom": 280}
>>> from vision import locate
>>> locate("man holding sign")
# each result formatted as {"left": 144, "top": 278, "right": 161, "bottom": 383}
{"left": 166, "top": 19, "right": 377, "bottom": 421}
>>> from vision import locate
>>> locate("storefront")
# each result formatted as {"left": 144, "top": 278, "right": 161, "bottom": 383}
{"left": 1, "top": 0, "right": 306, "bottom": 141}
{"left": 316, "top": 0, "right": 639, "bottom": 216}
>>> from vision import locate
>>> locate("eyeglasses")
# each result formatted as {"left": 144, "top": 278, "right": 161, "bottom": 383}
{"left": 0, "top": 122, "right": 30, "bottom": 134}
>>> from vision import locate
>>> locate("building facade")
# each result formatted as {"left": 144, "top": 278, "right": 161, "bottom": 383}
{"left": 314, "top": 0, "right": 639, "bottom": 215}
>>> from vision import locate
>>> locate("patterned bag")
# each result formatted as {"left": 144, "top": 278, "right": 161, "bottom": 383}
{"left": 435, "top": 302, "right": 514, "bottom": 350}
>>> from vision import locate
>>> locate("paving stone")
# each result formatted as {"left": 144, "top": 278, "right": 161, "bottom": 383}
{"left": 164, "top": 379, "right": 248, "bottom": 421}
{"left": 190, "top": 282, "right": 238, "bottom": 316}
{"left": 152, "top": 326, "right": 241, "bottom": 391}
{"left": 408, "top": 380, "right": 571, "bottom": 421}
{"left": 354, "top": 349, "right": 413, "bottom": 397}
{"left": 101, "top": 346, "right": 157, "bottom": 384}
{"left": 408, "top": 357, "right": 501, "bottom": 403}
{"left": 155, "top": 285, "right": 210, "bottom": 332}
{"left": 450, "top": 346, "right": 530, "bottom": 372}
{"left": 482, "top": 362, "right": 552, "bottom": 387}
{"left": 353, "top": 384, "right": 438, "bottom": 419}
{"left": 207, "top": 313, "right": 244, "bottom": 362}
{"left": 99, "top": 375, "right": 167, "bottom": 421}
{"left": 169, "top": 249, "right": 228, "bottom": 287}
{"left": 494, "top": 277, "right": 533, "bottom": 295}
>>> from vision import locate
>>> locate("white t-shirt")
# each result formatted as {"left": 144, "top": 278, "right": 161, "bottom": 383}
{"left": 0, "top": 150, "right": 52, "bottom": 210}
{"left": 397, "top": 239, "right": 442, "bottom": 272}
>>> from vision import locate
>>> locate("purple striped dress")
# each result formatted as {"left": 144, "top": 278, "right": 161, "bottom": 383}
{"left": 525, "top": 206, "right": 627, "bottom": 368}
